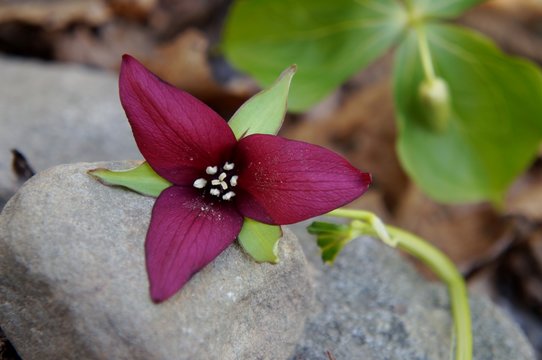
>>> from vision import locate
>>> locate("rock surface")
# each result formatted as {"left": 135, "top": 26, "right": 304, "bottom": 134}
{"left": 0, "top": 161, "right": 313, "bottom": 360}
{"left": 289, "top": 221, "right": 536, "bottom": 360}
{"left": 0, "top": 56, "right": 141, "bottom": 209}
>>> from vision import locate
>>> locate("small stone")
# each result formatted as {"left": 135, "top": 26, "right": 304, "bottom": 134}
{"left": 0, "top": 56, "right": 141, "bottom": 211}
{"left": 0, "top": 161, "right": 313, "bottom": 360}
{"left": 289, "top": 220, "right": 536, "bottom": 360}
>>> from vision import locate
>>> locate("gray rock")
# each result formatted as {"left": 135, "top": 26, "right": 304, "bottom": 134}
{"left": 0, "top": 56, "right": 141, "bottom": 209}
{"left": 289, "top": 221, "right": 536, "bottom": 360}
{"left": 0, "top": 161, "right": 313, "bottom": 360}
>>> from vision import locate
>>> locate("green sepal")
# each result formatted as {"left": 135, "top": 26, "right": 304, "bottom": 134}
{"left": 88, "top": 162, "right": 171, "bottom": 197}
{"left": 228, "top": 65, "right": 296, "bottom": 139}
{"left": 238, "top": 218, "right": 282, "bottom": 264}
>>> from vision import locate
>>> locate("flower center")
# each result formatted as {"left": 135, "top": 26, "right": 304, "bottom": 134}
{"left": 192, "top": 162, "right": 238, "bottom": 201}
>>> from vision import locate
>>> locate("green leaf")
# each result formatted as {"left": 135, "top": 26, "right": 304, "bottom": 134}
{"left": 320, "top": 244, "right": 344, "bottom": 265}
{"left": 307, "top": 221, "right": 352, "bottom": 264}
{"left": 394, "top": 24, "right": 542, "bottom": 204}
{"left": 307, "top": 221, "right": 350, "bottom": 234}
{"left": 89, "top": 162, "right": 171, "bottom": 197}
{"left": 238, "top": 218, "right": 282, "bottom": 263}
{"left": 229, "top": 65, "right": 296, "bottom": 139}
{"left": 409, "top": 0, "right": 485, "bottom": 19}
{"left": 223, "top": 0, "right": 407, "bottom": 112}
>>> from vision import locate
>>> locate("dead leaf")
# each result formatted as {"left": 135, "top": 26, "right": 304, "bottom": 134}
{"left": 482, "top": 0, "right": 542, "bottom": 22}
{"left": 107, "top": 0, "right": 157, "bottom": 21}
{"left": 0, "top": 326, "right": 20, "bottom": 360}
{"left": 460, "top": 0, "right": 542, "bottom": 64}
{"left": 147, "top": 28, "right": 255, "bottom": 117}
{"left": 54, "top": 22, "right": 154, "bottom": 69}
{"left": 469, "top": 218, "right": 542, "bottom": 355}
{"left": 11, "top": 149, "right": 35, "bottom": 183}
{"left": 0, "top": 0, "right": 111, "bottom": 31}
{"left": 148, "top": 0, "right": 227, "bottom": 38}
{"left": 394, "top": 184, "right": 510, "bottom": 272}
{"left": 506, "top": 158, "right": 542, "bottom": 221}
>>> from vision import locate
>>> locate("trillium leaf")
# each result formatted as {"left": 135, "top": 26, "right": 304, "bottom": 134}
{"left": 223, "top": 0, "right": 406, "bottom": 112}
{"left": 394, "top": 24, "right": 542, "bottom": 204}
{"left": 89, "top": 162, "right": 171, "bottom": 197}
{"left": 238, "top": 218, "right": 282, "bottom": 264}
{"left": 228, "top": 65, "right": 296, "bottom": 139}
{"left": 409, "top": 0, "right": 485, "bottom": 19}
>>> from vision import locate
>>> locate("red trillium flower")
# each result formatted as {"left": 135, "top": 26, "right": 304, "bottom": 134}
{"left": 120, "top": 55, "right": 371, "bottom": 302}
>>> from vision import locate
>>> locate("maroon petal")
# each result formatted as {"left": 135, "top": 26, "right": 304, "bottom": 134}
{"left": 145, "top": 186, "right": 243, "bottom": 302}
{"left": 234, "top": 134, "right": 371, "bottom": 224}
{"left": 119, "top": 55, "right": 237, "bottom": 185}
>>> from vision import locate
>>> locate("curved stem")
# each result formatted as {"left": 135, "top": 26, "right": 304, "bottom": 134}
{"left": 327, "top": 208, "right": 472, "bottom": 360}
{"left": 387, "top": 226, "right": 472, "bottom": 360}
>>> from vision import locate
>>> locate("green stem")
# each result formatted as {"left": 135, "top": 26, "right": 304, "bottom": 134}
{"left": 327, "top": 208, "right": 472, "bottom": 360}
{"left": 404, "top": 0, "right": 436, "bottom": 82}
{"left": 403, "top": 0, "right": 415, "bottom": 14}
{"left": 415, "top": 24, "right": 436, "bottom": 82}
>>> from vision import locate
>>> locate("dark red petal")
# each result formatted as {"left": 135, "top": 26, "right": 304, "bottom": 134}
{"left": 234, "top": 134, "right": 371, "bottom": 225}
{"left": 119, "top": 55, "right": 237, "bottom": 185}
{"left": 145, "top": 186, "right": 243, "bottom": 302}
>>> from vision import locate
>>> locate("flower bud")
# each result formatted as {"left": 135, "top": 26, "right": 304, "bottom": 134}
{"left": 418, "top": 77, "right": 451, "bottom": 133}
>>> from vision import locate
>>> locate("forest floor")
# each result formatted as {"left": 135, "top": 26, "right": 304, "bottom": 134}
{"left": 1, "top": 0, "right": 542, "bottom": 358}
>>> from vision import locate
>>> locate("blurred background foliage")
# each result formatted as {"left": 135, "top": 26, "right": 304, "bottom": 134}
{"left": 222, "top": 0, "right": 542, "bottom": 206}
{"left": 1, "top": 0, "right": 542, "bottom": 358}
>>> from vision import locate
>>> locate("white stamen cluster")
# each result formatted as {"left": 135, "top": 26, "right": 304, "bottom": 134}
{"left": 193, "top": 162, "right": 238, "bottom": 201}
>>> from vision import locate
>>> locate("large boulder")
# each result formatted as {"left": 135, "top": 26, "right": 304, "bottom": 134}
{"left": 0, "top": 161, "right": 313, "bottom": 360}
{"left": 290, "top": 221, "right": 536, "bottom": 360}
{"left": 0, "top": 56, "right": 141, "bottom": 209}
